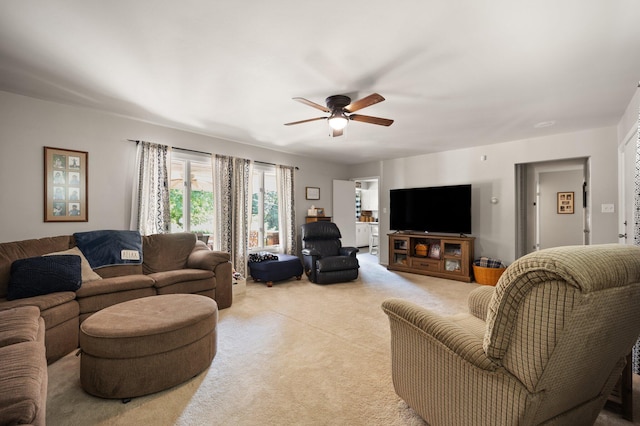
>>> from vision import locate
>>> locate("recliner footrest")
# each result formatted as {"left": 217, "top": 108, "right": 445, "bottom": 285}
{"left": 316, "top": 256, "right": 359, "bottom": 272}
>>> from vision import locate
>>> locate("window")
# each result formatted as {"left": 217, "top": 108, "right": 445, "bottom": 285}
{"left": 250, "top": 163, "right": 279, "bottom": 250}
{"left": 170, "top": 150, "right": 214, "bottom": 235}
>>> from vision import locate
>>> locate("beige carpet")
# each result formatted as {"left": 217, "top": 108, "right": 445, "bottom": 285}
{"left": 46, "top": 252, "right": 639, "bottom": 425}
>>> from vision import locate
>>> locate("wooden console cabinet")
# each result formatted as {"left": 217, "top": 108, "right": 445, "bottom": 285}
{"left": 305, "top": 216, "right": 332, "bottom": 223}
{"left": 387, "top": 232, "right": 475, "bottom": 282}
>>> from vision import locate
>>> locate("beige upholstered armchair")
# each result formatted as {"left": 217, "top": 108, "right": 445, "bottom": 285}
{"left": 382, "top": 244, "right": 640, "bottom": 425}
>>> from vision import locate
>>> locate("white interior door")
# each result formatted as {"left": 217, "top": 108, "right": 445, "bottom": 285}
{"left": 332, "top": 180, "right": 356, "bottom": 247}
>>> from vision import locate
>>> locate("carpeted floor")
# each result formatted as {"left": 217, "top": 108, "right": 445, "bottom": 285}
{"left": 46, "top": 251, "right": 639, "bottom": 425}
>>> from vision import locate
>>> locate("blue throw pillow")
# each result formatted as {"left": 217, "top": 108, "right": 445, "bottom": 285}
{"left": 7, "top": 255, "right": 82, "bottom": 300}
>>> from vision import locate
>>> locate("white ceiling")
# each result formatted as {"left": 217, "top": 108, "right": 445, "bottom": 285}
{"left": 1, "top": 1, "right": 639, "bottom": 165}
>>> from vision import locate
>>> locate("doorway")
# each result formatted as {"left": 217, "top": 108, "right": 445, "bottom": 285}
{"left": 516, "top": 158, "right": 590, "bottom": 257}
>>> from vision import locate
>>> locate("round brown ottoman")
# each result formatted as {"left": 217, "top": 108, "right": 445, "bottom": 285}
{"left": 79, "top": 294, "right": 218, "bottom": 399}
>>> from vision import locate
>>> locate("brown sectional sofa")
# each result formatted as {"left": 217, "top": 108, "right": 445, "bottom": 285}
{"left": 0, "top": 231, "right": 232, "bottom": 426}
{"left": 0, "top": 306, "right": 48, "bottom": 426}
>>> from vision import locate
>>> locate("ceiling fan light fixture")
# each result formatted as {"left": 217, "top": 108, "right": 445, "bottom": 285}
{"left": 328, "top": 112, "right": 348, "bottom": 130}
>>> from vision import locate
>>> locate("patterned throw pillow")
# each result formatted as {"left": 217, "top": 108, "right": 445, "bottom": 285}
{"left": 248, "top": 252, "right": 279, "bottom": 263}
{"left": 44, "top": 246, "right": 102, "bottom": 282}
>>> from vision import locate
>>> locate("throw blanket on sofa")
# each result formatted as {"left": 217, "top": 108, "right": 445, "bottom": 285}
{"left": 74, "top": 230, "right": 143, "bottom": 269}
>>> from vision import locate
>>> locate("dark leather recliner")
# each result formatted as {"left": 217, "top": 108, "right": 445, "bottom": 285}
{"left": 301, "top": 221, "right": 359, "bottom": 284}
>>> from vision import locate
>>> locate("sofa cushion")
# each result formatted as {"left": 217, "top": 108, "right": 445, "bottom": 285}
{"left": 44, "top": 247, "right": 102, "bottom": 283}
{"left": 0, "top": 341, "right": 47, "bottom": 426}
{"left": 75, "top": 274, "right": 155, "bottom": 298}
{"left": 150, "top": 269, "right": 214, "bottom": 289}
{"left": 0, "top": 291, "right": 77, "bottom": 312}
{"left": 143, "top": 233, "right": 196, "bottom": 273}
{"left": 0, "top": 306, "right": 41, "bottom": 347}
{"left": 7, "top": 256, "right": 82, "bottom": 301}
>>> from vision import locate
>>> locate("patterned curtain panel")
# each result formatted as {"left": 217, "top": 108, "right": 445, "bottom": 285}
{"left": 213, "top": 155, "right": 233, "bottom": 253}
{"left": 232, "top": 158, "right": 251, "bottom": 278}
{"left": 633, "top": 109, "right": 640, "bottom": 374}
{"left": 212, "top": 155, "right": 251, "bottom": 278}
{"left": 276, "top": 165, "right": 296, "bottom": 255}
{"left": 130, "top": 141, "right": 170, "bottom": 235}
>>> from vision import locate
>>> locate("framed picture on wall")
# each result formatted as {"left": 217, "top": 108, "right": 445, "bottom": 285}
{"left": 306, "top": 186, "right": 320, "bottom": 200}
{"left": 557, "top": 191, "right": 574, "bottom": 214}
{"left": 44, "top": 146, "right": 88, "bottom": 222}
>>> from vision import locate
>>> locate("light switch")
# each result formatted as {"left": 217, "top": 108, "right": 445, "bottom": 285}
{"left": 601, "top": 204, "right": 615, "bottom": 213}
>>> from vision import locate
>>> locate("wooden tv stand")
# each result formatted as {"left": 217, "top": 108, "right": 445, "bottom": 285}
{"left": 387, "top": 232, "right": 475, "bottom": 282}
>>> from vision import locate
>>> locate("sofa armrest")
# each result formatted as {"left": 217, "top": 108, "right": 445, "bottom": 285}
{"left": 187, "top": 242, "right": 231, "bottom": 271}
{"left": 467, "top": 286, "right": 494, "bottom": 321}
{"left": 213, "top": 261, "right": 233, "bottom": 309}
{"left": 301, "top": 249, "right": 320, "bottom": 282}
{"left": 382, "top": 298, "right": 497, "bottom": 370}
{"left": 340, "top": 247, "right": 359, "bottom": 257}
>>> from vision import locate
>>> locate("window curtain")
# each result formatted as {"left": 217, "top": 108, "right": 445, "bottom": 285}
{"left": 232, "top": 157, "right": 251, "bottom": 278}
{"left": 130, "top": 141, "right": 170, "bottom": 235}
{"left": 212, "top": 154, "right": 251, "bottom": 279}
{"left": 632, "top": 108, "right": 640, "bottom": 374}
{"left": 276, "top": 165, "right": 296, "bottom": 255}
{"left": 213, "top": 155, "right": 232, "bottom": 253}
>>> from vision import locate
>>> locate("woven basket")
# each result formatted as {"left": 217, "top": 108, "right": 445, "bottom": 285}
{"left": 473, "top": 265, "right": 506, "bottom": 286}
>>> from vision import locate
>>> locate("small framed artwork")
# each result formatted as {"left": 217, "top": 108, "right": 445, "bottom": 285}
{"left": 428, "top": 243, "right": 441, "bottom": 259}
{"left": 306, "top": 186, "right": 320, "bottom": 200}
{"left": 44, "top": 147, "right": 88, "bottom": 222}
{"left": 557, "top": 191, "right": 574, "bottom": 214}
{"left": 316, "top": 207, "right": 325, "bottom": 217}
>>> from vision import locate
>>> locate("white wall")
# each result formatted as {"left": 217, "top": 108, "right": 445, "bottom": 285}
{"left": 0, "top": 91, "right": 350, "bottom": 243}
{"left": 0, "top": 90, "right": 627, "bottom": 262}
{"left": 617, "top": 89, "right": 640, "bottom": 145}
{"left": 355, "top": 127, "right": 619, "bottom": 264}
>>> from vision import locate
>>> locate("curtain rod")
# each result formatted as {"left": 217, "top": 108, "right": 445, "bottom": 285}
{"left": 127, "top": 140, "right": 299, "bottom": 170}
{"left": 127, "top": 140, "right": 211, "bottom": 156}
{"left": 255, "top": 160, "right": 299, "bottom": 170}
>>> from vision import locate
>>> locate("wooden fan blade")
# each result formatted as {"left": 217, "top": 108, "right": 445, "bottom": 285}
{"left": 332, "top": 128, "right": 343, "bottom": 137}
{"left": 349, "top": 114, "right": 394, "bottom": 126}
{"left": 344, "top": 93, "right": 385, "bottom": 113}
{"left": 293, "top": 97, "right": 331, "bottom": 113}
{"left": 284, "top": 117, "right": 327, "bottom": 126}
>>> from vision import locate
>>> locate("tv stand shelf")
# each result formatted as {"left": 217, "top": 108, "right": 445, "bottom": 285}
{"left": 387, "top": 233, "right": 475, "bottom": 282}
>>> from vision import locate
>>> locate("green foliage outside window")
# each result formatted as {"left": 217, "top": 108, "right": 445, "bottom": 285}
{"left": 170, "top": 189, "right": 214, "bottom": 233}
{"left": 252, "top": 190, "right": 279, "bottom": 230}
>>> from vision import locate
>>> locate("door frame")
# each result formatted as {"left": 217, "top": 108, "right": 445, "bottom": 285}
{"left": 618, "top": 124, "right": 638, "bottom": 245}
{"left": 516, "top": 158, "right": 590, "bottom": 257}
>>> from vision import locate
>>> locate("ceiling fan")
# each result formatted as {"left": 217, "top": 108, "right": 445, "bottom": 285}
{"left": 284, "top": 93, "right": 394, "bottom": 137}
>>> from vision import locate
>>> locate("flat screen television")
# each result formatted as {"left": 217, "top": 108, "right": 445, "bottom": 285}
{"left": 390, "top": 184, "right": 472, "bottom": 234}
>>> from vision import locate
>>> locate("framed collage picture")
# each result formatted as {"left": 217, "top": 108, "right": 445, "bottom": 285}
{"left": 44, "top": 147, "right": 88, "bottom": 222}
{"left": 557, "top": 191, "right": 574, "bottom": 214}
